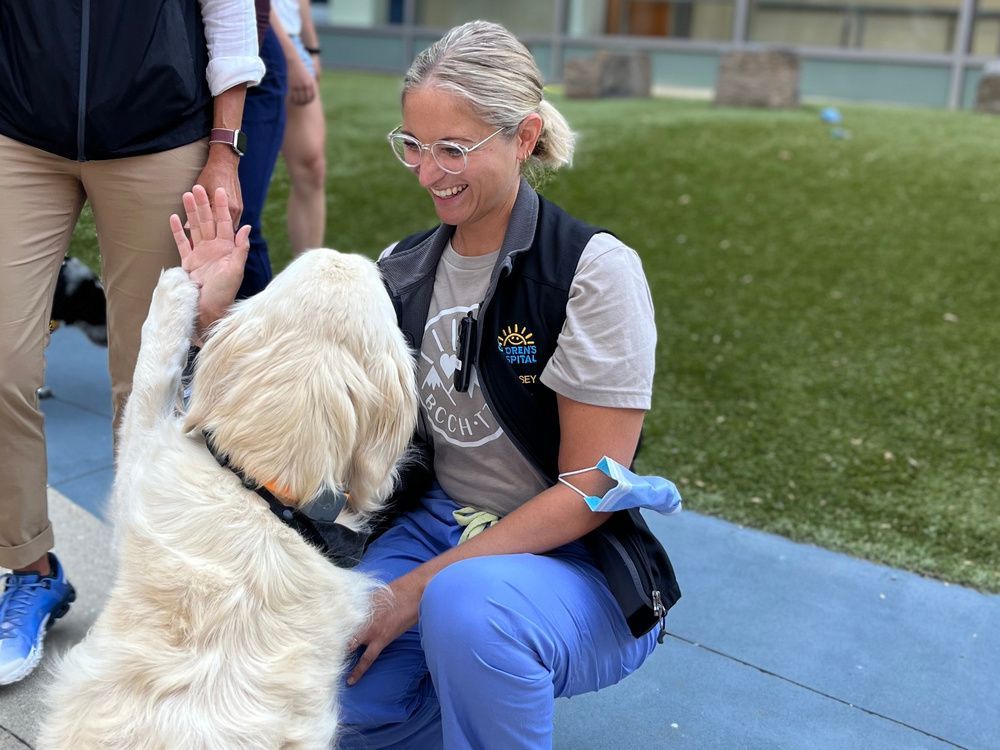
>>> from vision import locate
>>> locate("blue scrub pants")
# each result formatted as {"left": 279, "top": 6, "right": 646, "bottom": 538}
{"left": 236, "top": 26, "right": 287, "bottom": 300}
{"left": 338, "top": 485, "right": 658, "bottom": 749}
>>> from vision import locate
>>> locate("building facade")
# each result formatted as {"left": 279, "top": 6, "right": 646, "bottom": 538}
{"left": 314, "top": 0, "right": 999, "bottom": 108}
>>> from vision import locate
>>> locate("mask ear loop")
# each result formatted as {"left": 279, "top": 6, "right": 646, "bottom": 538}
{"left": 557, "top": 465, "right": 600, "bottom": 499}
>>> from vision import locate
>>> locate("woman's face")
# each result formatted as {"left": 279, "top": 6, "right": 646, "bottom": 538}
{"left": 400, "top": 86, "right": 527, "bottom": 235}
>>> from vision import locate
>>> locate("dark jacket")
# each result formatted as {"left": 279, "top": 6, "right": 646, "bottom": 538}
{"left": 378, "top": 180, "right": 681, "bottom": 639}
{"left": 0, "top": 0, "right": 213, "bottom": 161}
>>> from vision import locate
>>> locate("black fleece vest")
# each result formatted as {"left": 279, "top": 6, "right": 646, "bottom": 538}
{"left": 392, "top": 196, "right": 597, "bottom": 480}
{"left": 0, "top": 0, "right": 213, "bottom": 161}
{"left": 380, "top": 188, "right": 681, "bottom": 638}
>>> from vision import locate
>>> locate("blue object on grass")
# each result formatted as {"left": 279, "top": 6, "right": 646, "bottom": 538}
{"left": 820, "top": 106, "right": 843, "bottom": 124}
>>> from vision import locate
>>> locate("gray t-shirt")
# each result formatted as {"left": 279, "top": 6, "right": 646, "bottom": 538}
{"left": 383, "top": 232, "right": 656, "bottom": 516}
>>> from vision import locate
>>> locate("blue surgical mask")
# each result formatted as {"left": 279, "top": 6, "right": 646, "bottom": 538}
{"left": 558, "top": 456, "right": 682, "bottom": 515}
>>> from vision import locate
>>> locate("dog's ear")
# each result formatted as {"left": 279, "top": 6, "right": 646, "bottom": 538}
{"left": 345, "top": 332, "right": 418, "bottom": 515}
{"left": 185, "top": 248, "right": 419, "bottom": 513}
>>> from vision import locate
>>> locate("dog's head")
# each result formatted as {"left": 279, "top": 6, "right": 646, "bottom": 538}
{"left": 183, "top": 249, "right": 418, "bottom": 517}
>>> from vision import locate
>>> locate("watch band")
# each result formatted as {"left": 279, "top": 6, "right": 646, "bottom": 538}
{"left": 208, "top": 128, "right": 247, "bottom": 157}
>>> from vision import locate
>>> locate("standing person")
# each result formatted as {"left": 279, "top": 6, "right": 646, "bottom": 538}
{"left": 0, "top": 0, "right": 263, "bottom": 686}
{"left": 272, "top": 0, "right": 328, "bottom": 254}
{"left": 236, "top": 0, "right": 290, "bottom": 299}
{"left": 176, "top": 20, "right": 680, "bottom": 748}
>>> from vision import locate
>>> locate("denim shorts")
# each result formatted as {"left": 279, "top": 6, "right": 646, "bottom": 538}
{"left": 289, "top": 34, "right": 315, "bottom": 76}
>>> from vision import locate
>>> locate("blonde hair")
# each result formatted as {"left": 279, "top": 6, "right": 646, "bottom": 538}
{"left": 404, "top": 20, "right": 575, "bottom": 179}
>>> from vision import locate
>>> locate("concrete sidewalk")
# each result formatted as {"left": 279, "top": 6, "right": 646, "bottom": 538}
{"left": 1, "top": 327, "right": 997, "bottom": 749}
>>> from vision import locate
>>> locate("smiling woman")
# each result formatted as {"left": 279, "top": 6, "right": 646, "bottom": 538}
{"left": 333, "top": 19, "right": 681, "bottom": 750}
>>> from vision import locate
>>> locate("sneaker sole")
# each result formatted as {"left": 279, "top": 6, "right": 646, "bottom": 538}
{"left": 0, "top": 582, "right": 77, "bottom": 686}
{"left": 48, "top": 582, "right": 77, "bottom": 624}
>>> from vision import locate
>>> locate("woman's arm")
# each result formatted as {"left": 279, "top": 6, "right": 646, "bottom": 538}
{"left": 271, "top": 7, "right": 316, "bottom": 105}
{"left": 197, "top": 0, "right": 265, "bottom": 225}
{"left": 347, "top": 395, "right": 645, "bottom": 684}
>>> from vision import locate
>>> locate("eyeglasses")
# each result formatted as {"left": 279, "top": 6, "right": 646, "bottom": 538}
{"left": 387, "top": 125, "right": 506, "bottom": 175}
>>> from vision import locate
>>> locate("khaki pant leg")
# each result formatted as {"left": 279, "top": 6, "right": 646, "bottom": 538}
{"left": 82, "top": 140, "right": 207, "bottom": 436}
{"left": 0, "top": 135, "right": 85, "bottom": 570}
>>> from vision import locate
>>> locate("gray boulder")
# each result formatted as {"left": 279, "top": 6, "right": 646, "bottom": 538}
{"left": 975, "top": 60, "right": 1000, "bottom": 114}
{"left": 564, "top": 51, "right": 651, "bottom": 99}
{"left": 715, "top": 49, "right": 800, "bottom": 108}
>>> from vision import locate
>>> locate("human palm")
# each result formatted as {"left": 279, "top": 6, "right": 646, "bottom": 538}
{"left": 169, "top": 185, "right": 251, "bottom": 332}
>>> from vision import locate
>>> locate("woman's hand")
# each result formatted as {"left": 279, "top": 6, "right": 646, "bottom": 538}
{"left": 169, "top": 185, "right": 250, "bottom": 336}
{"left": 288, "top": 55, "right": 317, "bottom": 106}
{"left": 196, "top": 147, "right": 243, "bottom": 227}
{"left": 346, "top": 572, "right": 425, "bottom": 686}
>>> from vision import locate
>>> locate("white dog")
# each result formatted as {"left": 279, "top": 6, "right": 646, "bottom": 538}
{"left": 40, "top": 249, "right": 418, "bottom": 750}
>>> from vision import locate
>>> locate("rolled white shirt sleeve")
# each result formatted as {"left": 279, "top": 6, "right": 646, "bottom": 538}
{"left": 540, "top": 233, "right": 657, "bottom": 410}
{"left": 200, "top": 0, "right": 265, "bottom": 95}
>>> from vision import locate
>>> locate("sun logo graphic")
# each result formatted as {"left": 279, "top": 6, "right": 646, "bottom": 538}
{"left": 498, "top": 324, "right": 538, "bottom": 365}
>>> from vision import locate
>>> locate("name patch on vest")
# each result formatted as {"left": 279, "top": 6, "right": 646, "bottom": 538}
{"left": 497, "top": 324, "right": 538, "bottom": 366}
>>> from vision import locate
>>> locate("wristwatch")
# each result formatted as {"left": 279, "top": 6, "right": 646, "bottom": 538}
{"left": 209, "top": 128, "right": 247, "bottom": 157}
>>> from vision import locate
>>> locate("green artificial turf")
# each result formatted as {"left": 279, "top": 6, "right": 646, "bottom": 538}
{"left": 69, "top": 71, "right": 1000, "bottom": 590}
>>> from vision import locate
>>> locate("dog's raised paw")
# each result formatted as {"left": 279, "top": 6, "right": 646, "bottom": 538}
{"left": 141, "top": 267, "right": 199, "bottom": 351}
{"left": 158, "top": 266, "right": 196, "bottom": 293}
{"left": 151, "top": 267, "right": 198, "bottom": 315}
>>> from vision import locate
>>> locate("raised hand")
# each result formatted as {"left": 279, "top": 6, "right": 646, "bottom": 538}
{"left": 169, "top": 185, "right": 251, "bottom": 336}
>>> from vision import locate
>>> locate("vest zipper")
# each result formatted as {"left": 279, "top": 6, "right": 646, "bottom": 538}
{"left": 605, "top": 532, "right": 653, "bottom": 609}
{"left": 652, "top": 589, "right": 668, "bottom": 644}
{"left": 473, "top": 256, "right": 515, "bottom": 354}
{"left": 471, "top": 260, "right": 539, "bottom": 468}
{"left": 606, "top": 531, "right": 667, "bottom": 642}
{"left": 77, "top": 0, "right": 91, "bottom": 160}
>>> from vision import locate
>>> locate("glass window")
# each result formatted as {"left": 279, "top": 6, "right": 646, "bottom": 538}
{"left": 311, "top": 0, "right": 402, "bottom": 27}
{"left": 972, "top": 0, "right": 1000, "bottom": 56}
{"left": 748, "top": 0, "right": 963, "bottom": 55}
{"left": 415, "top": 0, "right": 557, "bottom": 35}
{"left": 567, "top": 0, "right": 735, "bottom": 42}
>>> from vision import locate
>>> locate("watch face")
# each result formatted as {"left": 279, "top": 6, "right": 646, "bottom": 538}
{"left": 235, "top": 130, "right": 248, "bottom": 156}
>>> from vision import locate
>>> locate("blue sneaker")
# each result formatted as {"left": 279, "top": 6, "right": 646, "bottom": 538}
{"left": 0, "top": 553, "right": 76, "bottom": 685}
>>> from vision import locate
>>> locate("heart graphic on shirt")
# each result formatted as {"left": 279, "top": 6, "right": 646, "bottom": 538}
{"left": 439, "top": 353, "right": 461, "bottom": 378}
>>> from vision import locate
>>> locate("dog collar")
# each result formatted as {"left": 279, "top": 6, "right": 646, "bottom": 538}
{"left": 202, "top": 432, "right": 352, "bottom": 564}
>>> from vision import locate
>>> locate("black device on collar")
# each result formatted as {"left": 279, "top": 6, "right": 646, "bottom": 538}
{"left": 203, "top": 432, "right": 360, "bottom": 567}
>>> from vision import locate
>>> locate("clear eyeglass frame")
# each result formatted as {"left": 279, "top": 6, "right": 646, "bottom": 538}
{"left": 387, "top": 125, "right": 507, "bottom": 175}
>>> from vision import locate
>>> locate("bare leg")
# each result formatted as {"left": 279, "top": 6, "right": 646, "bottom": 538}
{"left": 282, "top": 91, "right": 327, "bottom": 254}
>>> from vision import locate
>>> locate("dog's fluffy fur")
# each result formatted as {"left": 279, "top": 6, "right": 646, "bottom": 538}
{"left": 40, "top": 250, "right": 418, "bottom": 750}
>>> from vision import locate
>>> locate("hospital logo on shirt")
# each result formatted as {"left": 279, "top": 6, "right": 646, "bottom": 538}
{"left": 497, "top": 324, "right": 537, "bottom": 365}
